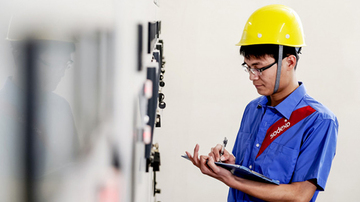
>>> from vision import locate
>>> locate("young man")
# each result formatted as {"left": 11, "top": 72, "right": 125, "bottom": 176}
{"left": 186, "top": 4, "right": 338, "bottom": 202}
{"left": 1, "top": 16, "right": 79, "bottom": 177}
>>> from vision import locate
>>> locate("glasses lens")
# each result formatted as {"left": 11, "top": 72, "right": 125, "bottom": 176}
{"left": 242, "top": 63, "right": 262, "bottom": 76}
{"left": 251, "top": 69, "right": 260, "bottom": 76}
{"left": 244, "top": 67, "right": 260, "bottom": 76}
{"left": 243, "top": 65, "right": 249, "bottom": 73}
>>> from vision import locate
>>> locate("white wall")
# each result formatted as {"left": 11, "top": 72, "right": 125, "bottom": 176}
{"left": 155, "top": 0, "right": 360, "bottom": 201}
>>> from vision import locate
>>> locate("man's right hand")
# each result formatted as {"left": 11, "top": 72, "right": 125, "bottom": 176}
{"left": 208, "top": 144, "right": 235, "bottom": 164}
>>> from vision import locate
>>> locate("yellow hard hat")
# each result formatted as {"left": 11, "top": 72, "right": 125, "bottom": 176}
{"left": 236, "top": 4, "right": 305, "bottom": 47}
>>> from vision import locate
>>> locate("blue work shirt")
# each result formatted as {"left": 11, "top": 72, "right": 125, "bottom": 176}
{"left": 228, "top": 82, "right": 338, "bottom": 202}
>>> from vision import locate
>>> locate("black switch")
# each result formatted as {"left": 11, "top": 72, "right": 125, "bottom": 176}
{"left": 155, "top": 114, "right": 161, "bottom": 127}
{"left": 159, "top": 81, "right": 165, "bottom": 87}
{"left": 159, "top": 102, "right": 166, "bottom": 109}
{"left": 151, "top": 151, "right": 161, "bottom": 172}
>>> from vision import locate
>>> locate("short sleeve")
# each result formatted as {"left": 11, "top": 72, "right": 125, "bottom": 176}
{"left": 291, "top": 117, "right": 338, "bottom": 191}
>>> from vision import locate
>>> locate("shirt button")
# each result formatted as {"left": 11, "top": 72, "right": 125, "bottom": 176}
{"left": 256, "top": 143, "right": 260, "bottom": 147}
{"left": 249, "top": 165, "right": 252, "bottom": 169}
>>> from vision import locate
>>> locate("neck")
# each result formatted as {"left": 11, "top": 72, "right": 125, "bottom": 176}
{"left": 269, "top": 80, "right": 299, "bottom": 106}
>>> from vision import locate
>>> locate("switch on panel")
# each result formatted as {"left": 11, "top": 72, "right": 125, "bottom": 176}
{"left": 148, "top": 22, "right": 157, "bottom": 54}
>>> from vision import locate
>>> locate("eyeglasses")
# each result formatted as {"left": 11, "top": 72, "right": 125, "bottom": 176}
{"left": 242, "top": 61, "right": 277, "bottom": 76}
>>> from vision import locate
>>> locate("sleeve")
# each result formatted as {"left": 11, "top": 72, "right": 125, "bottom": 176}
{"left": 291, "top": 117, "right": 338, "bottom": 191}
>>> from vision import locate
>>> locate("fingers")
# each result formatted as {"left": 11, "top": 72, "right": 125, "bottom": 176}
{"left": 220, "top": 150, "right": 231, "bottom": 162}
{"left": 208, "top": 144, "right": 222, "bottom": 162}
{"left": 192, "top": 144, "right": 200, "bottom": 165}
{"left": 186, "top": 145, "right": 233, "bottom": 182}
{"left": 221, "top": 151, "right": 236, "bottom": 164}
{"left": 186, "top": 144, "right": 234, "bottom": 184}
{"left": 209, "top": 144, "right": 233, "bottom": 162}
{"left": 185, "top": 144, "right": 201, "bottom": 168}
{"left": 199, "top": 155, "right": 218, "bottom": 177}
{"left": 204, "top": 156, "right": 220, "bottom": 173}
{"left": 186, "top": 145, "right": 216, "bottom": 175}
{"left": 203, "top": 156, "right": 234, "bottom": 183}
{"left": 194, "top": 144, "right": 199, "bottom": 156}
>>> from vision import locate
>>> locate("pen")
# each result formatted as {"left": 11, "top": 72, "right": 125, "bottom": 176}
{"left": 219, "top": 137, "right": 228, "bottom": 162}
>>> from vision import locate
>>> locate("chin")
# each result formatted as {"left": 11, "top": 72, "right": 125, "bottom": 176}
{"left": 256, "top": 89, "right": 272, "bottom": 96}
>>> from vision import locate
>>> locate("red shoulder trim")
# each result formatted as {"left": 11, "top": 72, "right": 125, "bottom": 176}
{"left": 256, "top": 106, "right": 316, "bottom": 158}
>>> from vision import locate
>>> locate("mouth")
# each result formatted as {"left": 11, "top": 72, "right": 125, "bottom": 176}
{"left": 254, "top": 84, "right": 263, "bottom": 89}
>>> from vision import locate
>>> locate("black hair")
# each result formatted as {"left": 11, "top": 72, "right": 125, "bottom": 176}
{"left": 239, "top": 44, "right": 301, "bottom": 69}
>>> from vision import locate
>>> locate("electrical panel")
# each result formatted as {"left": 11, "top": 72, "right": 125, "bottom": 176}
{"left": 0, "top": 1, "right": 165, "bottom": 202}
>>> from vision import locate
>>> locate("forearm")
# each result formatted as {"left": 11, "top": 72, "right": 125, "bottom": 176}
{"left": 187, "top": 145, "right": 316, "bottom": 202}
{"left": 223, "top": 175, "right": 316, "bottom": 202}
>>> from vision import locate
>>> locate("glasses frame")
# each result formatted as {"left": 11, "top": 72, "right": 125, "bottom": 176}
{"left": 242, "top": 61, "right": 277, "bottom": 76}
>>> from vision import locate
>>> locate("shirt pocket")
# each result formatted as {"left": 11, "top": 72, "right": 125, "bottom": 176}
{"left": 234, "top": 132, "right": 253, "bottom": 165}
{"left": 261, "top": 142, "right": 299, "bottom": 183}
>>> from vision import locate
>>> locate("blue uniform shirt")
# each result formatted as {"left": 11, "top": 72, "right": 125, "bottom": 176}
{"left": 228, "top": 83, "right": 338, "bottom": 202}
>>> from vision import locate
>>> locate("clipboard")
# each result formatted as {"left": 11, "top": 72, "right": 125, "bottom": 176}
{"left": 182, "top": 155, "right": 280, "bottom": 185}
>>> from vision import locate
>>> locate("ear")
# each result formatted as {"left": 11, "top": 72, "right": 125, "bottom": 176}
{"left": 285, "top": 55, "right": 297, "bottom": 70}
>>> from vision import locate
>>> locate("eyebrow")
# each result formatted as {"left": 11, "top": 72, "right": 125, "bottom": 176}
{"left": 243, "top": 61, "right": 262, "bottom": 67}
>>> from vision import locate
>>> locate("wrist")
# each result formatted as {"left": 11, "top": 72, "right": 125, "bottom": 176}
{"left": 225, "top": 175, "right": 244, "bottom": 189}
{"left": 220, "top": 172, "right": 236, "bottom": 187}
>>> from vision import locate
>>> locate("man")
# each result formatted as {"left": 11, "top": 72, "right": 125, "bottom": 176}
{"left": 0, "top": 16, "right": 79, "bottom": 201}
{"left": 186, "top": 4, "right": 338, "bottom": 202}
